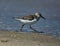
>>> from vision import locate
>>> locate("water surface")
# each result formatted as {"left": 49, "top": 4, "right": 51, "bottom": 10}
{"left": 0, "top": 0, "right": 60, "bottom": 38}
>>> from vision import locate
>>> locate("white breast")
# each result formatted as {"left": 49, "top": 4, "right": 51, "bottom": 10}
{"left": 16, "top": 19, "right": 37, "bottom": 24}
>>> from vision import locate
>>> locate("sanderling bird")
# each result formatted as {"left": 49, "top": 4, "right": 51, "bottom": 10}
{"left": 13, "top": 12, "right": 46, "bottom": 33}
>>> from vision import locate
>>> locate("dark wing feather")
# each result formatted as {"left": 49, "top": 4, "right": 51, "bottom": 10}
{"left": 21, "top": 15, "right": 34, "bottom": 20}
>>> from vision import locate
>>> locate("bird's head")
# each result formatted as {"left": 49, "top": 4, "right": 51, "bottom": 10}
{"left": 35, "top": 12, "right": 46, "bottom": 20}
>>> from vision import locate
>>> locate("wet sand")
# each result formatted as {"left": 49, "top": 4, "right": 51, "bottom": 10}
{"left": 0, "top": 31, "right": 60, "bottom": 46}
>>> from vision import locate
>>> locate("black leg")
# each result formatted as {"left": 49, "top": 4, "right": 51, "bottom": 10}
{"left": 30, "top": 25, "right": 40, "bottom": 33}
{"left": 20, "top": 24, "right": 25, "bottom": 31}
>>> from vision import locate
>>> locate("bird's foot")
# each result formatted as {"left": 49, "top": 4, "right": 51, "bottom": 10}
{"left": 32, "top": 31, "right": 44, "bottom": 33}
{"left": 20, "top": 29, "right": 23, "bottom": 32}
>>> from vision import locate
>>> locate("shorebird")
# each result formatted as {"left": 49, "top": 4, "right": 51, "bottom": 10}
{"left": 13, "top": 12, "right": 46, "bottom": 33}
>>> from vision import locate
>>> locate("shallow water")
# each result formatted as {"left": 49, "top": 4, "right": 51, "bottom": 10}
{"left": 0, "top": 0, "right": 60, "bottom": 38}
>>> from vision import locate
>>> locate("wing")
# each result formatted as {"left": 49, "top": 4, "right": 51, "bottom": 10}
{"left": 21, "top": 15, "right": 34, "bottom": 20}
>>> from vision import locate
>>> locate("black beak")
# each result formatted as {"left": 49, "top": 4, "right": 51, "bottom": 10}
{"left": 41, "top": 16, "right": 46, "bottom": 20}
{"left": 40, "top": 15, "right": 46, "bottom": 20}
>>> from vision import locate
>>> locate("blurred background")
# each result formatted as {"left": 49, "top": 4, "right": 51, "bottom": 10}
{"left": 0, "top": 0, "right": 60, "bottom": 38}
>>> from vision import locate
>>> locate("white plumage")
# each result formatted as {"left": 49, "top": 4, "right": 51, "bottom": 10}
{"left": 16, "top": 18, "right": 37, "bottom": 24}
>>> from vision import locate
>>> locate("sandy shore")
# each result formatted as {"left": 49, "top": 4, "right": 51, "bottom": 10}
{"left": 0, "top": 31, "right": 60, "bottom": 46}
